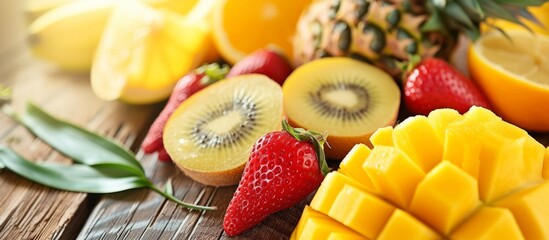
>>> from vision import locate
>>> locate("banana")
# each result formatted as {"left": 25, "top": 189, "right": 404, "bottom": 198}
{"left": 29, "top": 0, "right": 116, "bottom": 72}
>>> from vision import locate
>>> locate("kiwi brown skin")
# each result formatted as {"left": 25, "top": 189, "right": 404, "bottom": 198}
{"left": 174, "top": 160, "right": 246, "bottom": 187}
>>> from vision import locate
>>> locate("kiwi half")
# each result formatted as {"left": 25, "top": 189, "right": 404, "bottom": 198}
{"left": 283, "top": 57, "right": 400, "bottom": 159}
{"left": 163, "top": 74, "right": 283, "bottom": 186}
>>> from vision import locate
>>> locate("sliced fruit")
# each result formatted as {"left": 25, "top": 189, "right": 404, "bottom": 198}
{"left": 282, "top": 58, "right": 400, "bottom": 159}
{"left": 427, "top": 108, "right": 463, "bottom": 140}
{"left": 292, "top": 107, "right": 549, "bottom": 239}
{"left": 392, "top": 116, "right": 443, "bottom": 172}
{"left": 468, "top": 30, "right": 549, "bottom": 131}
{"left": 91, "top": 1, "right": 210, "bottom": 104}
{"left": 495, "top": 182, "right": 549, "bottom": 240}
{"left": 409, "top": 161, "right": 480, "bottom": 234}
{"left": 377, "top": 210, "right": 441, "bottom": 240}
{"left": 543, "top": 147, "right": 549, "bottom": 180}
{"left": 369, "top": 126, "right": 393, "bottom": 147}
{"left": 25, "top": 0, "right": 75, "bottom": 21}
{"left": 163, "top": 74, "right": 283, "bottom": 186}
{"left": 450, "top": 207, "right": 524, "bottom": 240}
{"left": 211, "top": 0, "right": 313, "bottom": 64}
{"left": 338, "top": 144, "right": 377, "bottom": 194}
{"left": 29, "top": 0, "right": 115, "bottom": 72}
{"left": 291, "top": 206, "right": 366, "bottom": 240}
{"left": 363, "top": 146, "right": 425, "bottom": 209}
{"left": 310, "top": 172, "right": 395, "bottom": 239}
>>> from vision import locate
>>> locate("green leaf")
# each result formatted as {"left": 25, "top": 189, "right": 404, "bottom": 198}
{"left": 164, "top": 178, "right": 174, "bottom": 196}
{"left": 421, "top": 10, "right": 445, "bottom": 32}
{"left": 444, "top": 2, "right": 475, "bottom": 28}
{"left": 458, "top": 0, "right": 484, "bottom": 20}
{"left": 0, "top": 146, "right": 151, "bottom": 193}
{"left": 0, "top": 146, "right": 217, "bottom": 210}
{"left": 0, "top": 84, "right": 11, "bottom": 102}
{"left": 17, "top": 103, "right": 145, "bottom": 177}
{"left": 493, "top": 0, "right": 547, "bottom": 6}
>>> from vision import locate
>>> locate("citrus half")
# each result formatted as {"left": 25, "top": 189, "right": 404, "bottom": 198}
{"left": 91, "top": 0, "right": 211, "bottom": 104}
{"left": 212, "top": 0, "right": 313, "bottom": 64}
{"left": 468, "top": 30, "right": 549, "bottom": 131}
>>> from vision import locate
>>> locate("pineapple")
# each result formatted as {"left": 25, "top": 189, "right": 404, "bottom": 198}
{"left": 293, "top": 0, "right": 549, "bottom": 77}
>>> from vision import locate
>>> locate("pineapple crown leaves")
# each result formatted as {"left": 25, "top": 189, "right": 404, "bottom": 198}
{"left": 422, "top": 0, "right": 549, "bottom": 40}
{"left": 281, "top": 119, "right": 331, "bottom": 176}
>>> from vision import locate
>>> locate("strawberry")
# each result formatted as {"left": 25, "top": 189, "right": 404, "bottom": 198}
{"left": 226, "top": 48, "right": 293, "bottom": 85}
{"left": 141, "top": 63, "right": 229, "bottom": 161}
{"left": 403, "top": 58, "right": 490, "bottom": 115}
{"left": 223, "top": 120, "right": 330, "bottom": 236}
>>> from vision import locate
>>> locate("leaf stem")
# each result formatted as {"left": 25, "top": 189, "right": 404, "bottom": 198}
{"left": 149, "top": 184, "right": 217, "bottom": 211}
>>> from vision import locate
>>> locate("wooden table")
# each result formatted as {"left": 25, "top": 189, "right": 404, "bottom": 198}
{"left": 0, "top": 45, "right": 307, "bottom": 239}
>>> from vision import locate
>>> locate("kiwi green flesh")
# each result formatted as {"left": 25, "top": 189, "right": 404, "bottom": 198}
{"left": 283, "top": 57, "right": 400, "bottom": 137}
{"left": 163, "top": 74, "right": 283, "bottom": 172}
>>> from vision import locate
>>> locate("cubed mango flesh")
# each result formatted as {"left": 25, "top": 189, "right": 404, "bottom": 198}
{"left": 450, "top": 207, "right": 524, "bottom": 240}
{"left": 363, "top": 146, "right": 425, "bottom": 209}
{"left": 338, "top": 144, "right": 377, "bottom": 193}
{"left": 393, "top": 116, "right": 443, "bottom": 172}
{"left": 427, "top": 108, "right": 463, "bottom": 140}
{"left": 495, "top": 182, "right": 549, "bottom": 240}
{"left": 377, "top": 209, "right": 441, "bottom": 240}
{"left": 410, "top": 161, "right": 480, "bottom": 234}
{"left": 310, "top": 172, "right": 394, "bottom": 239}
{"left": 369, "top": 126, "right": 394, "bottom": 147}
{"left": 477, "top": 131, "right": 544, "bottom": 203}
{"left": 292, "top": 107, "right": 549, "bottom": 239}
{"left": 291, "top": 206, "right": 367, "bottom": 240}
{"left": 543, "top": 147, "right": 549, "bottom": 180}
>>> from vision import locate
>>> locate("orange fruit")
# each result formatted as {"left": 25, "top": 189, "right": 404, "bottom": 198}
{"left": 468, "top": 30, "right": 549, "bottom": 131}
{"left": 212, "top": 0, "right": 313, "bottom": 65}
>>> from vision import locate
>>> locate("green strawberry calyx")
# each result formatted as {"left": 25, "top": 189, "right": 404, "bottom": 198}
{"left": 281, "top": 119, "right": 330, "bottom": 176}
{"left": 196, "top": 62, "right": 230, "bottom": 86}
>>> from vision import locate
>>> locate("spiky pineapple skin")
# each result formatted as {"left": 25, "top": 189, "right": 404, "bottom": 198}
{"left": 294, "top": 0, "right": 455, "bottom": 77}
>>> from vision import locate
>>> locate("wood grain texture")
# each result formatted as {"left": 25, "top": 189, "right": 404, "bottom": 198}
{"left": 0, "top": 55, "right": 160, "bottom": 239}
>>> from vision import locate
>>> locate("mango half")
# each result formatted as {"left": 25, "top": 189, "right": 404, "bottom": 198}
{"left": 292, "top": 107, "right": 549, "bottom": 240}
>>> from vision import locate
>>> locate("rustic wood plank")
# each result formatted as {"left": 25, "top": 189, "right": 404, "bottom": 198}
{"left": 0, "top": 56, "right": 159, "bottom": 239}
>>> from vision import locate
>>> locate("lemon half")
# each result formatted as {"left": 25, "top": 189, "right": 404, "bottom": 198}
{"left": 468, "top": 30, "right": 549, "bottom": 131}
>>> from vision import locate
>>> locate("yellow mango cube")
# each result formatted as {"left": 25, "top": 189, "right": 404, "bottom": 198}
{"left": 443, "top": 119, "right": 483, "bottom": 179}
{"left": 339, "top": 144, "right": 377, "bottom": 193}
{"left": 495, "top": 182, "right": 549, "bottom": 240}
{"left": 478, "top": 132, "right": 544, "bottom": 203}
{"left": 310, "top": 172, "right": 395, "bottom": 239}
{"left": 427, "top": 108, "right": 463, "bottom": 140}
{"left": 377, "top": 209, "right": 441, "bottom": 240}
{"left": 363, "top": 146, "right": 425, "bottom": 209}
{"left": 393, "top": 115, "right": 443, "bottom": 172}
{"left": 291, "top": 206, "right": 367, "bottom": 240}
{"left": 409, "top": 161, "right": 480, "bottom": 234}
{"left": 450, "top": 207, "right": 524, "bottom": 240}
{"left": 369, "top": 126, "right": 394, "bottom": 147}
{"left": 462, "top": 106, "right": 501, "bottom": 123}
{"left": 543, "top": 147, "right": 549, "bottom": 180}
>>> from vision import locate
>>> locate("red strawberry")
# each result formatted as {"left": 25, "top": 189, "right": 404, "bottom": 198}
{"left": 227, "top": 48, "right": 293, "bottom": 85}
{"left": 141, "top": 63, "right": 229, "bottom": 161}
{"left": 223, "top": 120, "right": 330, "bottom": 236}
{"left": 403, "top": 58, "right": 490, "bottom": 115}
